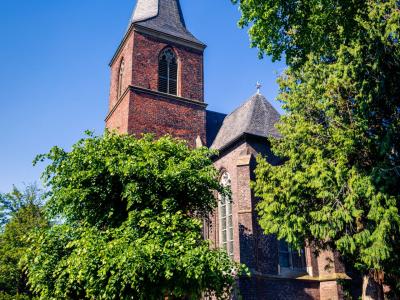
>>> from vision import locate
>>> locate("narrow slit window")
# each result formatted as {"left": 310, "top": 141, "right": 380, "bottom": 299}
{"left": 117, "top": 59, "right": 125, "bottom": 99}
{"left": 158, "top": 48, "right": 177, "bottom": 95}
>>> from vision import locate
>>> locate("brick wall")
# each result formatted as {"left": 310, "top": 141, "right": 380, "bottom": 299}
{"left": 108, "top": 32, "right": 134, "bottom": 112}
{"left": 239, "top": 277, "right": 321, "bottom": 300}
{"left": 127, "top": 89, "right": 206, "bottom": 148}
{"left": 131, "top": 32, "right": 204, "bottom": 102}
{"left": 106, "top": 28, "right": 206, "bottom": 147}
{"left": 320, "top": 281, "right": 343, "bottom": 300}
{"left": 105, "top": 92, "right": 130, "bottom": 133}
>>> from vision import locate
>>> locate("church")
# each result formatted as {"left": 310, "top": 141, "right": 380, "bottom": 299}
{"left": 105, "top": 0, "right": 352, "bottom": 299}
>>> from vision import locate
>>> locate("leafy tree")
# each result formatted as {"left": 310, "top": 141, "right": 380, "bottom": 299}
{"left": 232, "top": 0, "right": 368, "bottom": 67}
{"left": 233, "top": 0, "right": 400, "bottom": 298}
{"left": 0, "top": 185, "right": 43, "bottom": 230}
{"left": 0, "top": 184, "right": 47, "bottom": 299}
{"left": 24, "top": 133, "right": 245, "bottom": 300}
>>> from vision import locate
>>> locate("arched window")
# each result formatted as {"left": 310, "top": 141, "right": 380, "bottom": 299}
{"left": 117, "top": 59, "right": 125, "bottom": 98}
{"left": 158, "top": 48, "right": 177, "bottom": 95}
{"left": 218, "top": 171, "right": 233, "bottom": 258}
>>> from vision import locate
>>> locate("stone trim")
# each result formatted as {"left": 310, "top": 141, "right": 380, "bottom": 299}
{"left": 130, "top": 86, "right": 207, "bottom": 107}
{"left": 109, "top": 25, "right": 135, "bottom": 67}
{"left": 237, "top": 154, "right": 252, "bottom": 166}
{"left": 134, "top": 25, "right": 206, "bottom": 52}
{"left": 110, "top": 23, "right": 206, "bottom": 66}
{"left": 215, "top": 133, "right": 267, "bottom": 156}
{"left": 238, "top": 210, "right": 253, "bottom": 214}
{"left": 297, "top": 272, "right": 351, "bottom": 282}
{"left": 105, "top": 86, "right": 131, "bottom": 122}
{"left": 251, "top": 271, "right": 351, "bottom": 282}
{"left": 105, "top": 85, "right": 207, "bottom": 122}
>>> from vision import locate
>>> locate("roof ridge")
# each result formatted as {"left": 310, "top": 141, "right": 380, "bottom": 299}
{"left": 243, "top": 93, "right": 260, "bottom": 133}
{"left": 222, "top": 92, "right": 259, "bottom": 119}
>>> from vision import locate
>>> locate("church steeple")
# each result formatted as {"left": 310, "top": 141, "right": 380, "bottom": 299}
{"left": 106, "top": 0, "right": 207, "bottom": 148}
{"left": 127, "top": 0, "right": 204, "bottom": 47}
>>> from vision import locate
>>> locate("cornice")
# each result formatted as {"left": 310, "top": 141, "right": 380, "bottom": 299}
{"left": 105, "top": 85, "right": 207, "bottom": 122}
{"left": 109, "top": 23, "right": 206, "bottom": 66}
{"left": 251, "top": 271, "right": 352, "bottom": 282}
{"left": 133, "top": 24, "right": 206, "bottom": 52}
{"left": 105, "top": 86, "right": 130, "bottom": 122}
{"left": 212, "top": 133, "right": 268, "bottom": 160}
{"left": 130, "top": 86, "right": 207, "bottom": 107}
{"left": 109, "top": 24, "right": 135, "bottom": 67}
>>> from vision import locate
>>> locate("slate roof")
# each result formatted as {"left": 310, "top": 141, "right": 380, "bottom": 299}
{"left": 210, "top": 93, "right": 281, "bottom": 150}
{"left": 128, "top": 0, "right": 204, "bottom": 46}
{"left": 206, "top": 110, "right": 227, "bottom": 147}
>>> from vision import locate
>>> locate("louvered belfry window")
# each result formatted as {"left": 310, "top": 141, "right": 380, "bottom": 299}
{"left": 158, "top": 48, "right": 178, "bottom": 95}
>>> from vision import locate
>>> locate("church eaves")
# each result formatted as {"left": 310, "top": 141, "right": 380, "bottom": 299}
{"left": 128, "top": 0, "right": 205, "bottom": 46}
{"left": 211, "top": 93, "right": 281, "bottom": 151}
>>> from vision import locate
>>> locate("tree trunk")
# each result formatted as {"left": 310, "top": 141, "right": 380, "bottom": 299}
{"left": 362, "top": 272, "right": 384, "bottom": 300}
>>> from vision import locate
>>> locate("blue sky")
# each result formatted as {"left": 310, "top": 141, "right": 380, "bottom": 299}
{"left": 0, "top": 0, "right": 286, "bottom": 193}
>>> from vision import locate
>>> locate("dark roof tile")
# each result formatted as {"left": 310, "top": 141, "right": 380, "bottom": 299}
{"left": 211, "top": 93, "right": 281, "bottom": 150}
{"left": 128, "top": 0, "right": 204, "bottom": 46}
{"left": 206, "top": 110, "right": 227, "bottom": 147}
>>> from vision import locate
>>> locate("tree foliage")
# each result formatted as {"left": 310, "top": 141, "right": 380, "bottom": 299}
{"left": 0, "top": 184, "right": 47, "bottom": 298}
{"left": 0, "top": 184, "right": 43, "bottom": 230}
{"left": 24, "top": 133, "right": 245, "bottom": 299}
{"left": 232, "top": 0, "right": 368, "bottom": 67}
{"left": 234, "top": 0, "right": 400, "bottom": 290}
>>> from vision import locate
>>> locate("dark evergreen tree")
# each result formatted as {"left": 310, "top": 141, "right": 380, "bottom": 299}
{"left": 233, "top": 0, "right": 400, "bottom": 298}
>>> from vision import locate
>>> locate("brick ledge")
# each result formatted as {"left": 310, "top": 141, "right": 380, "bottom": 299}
{"left": 105, "top": 85, "right": 207, "bottom": 122}
{"left": 251, "top": 271, "right": 351, "bottom": 282}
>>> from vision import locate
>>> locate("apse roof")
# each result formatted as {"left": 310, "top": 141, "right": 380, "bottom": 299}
{"left": 210, "top": 93, "right": 281, "bottom": 150}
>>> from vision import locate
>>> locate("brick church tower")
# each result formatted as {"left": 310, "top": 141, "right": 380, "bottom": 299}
{"left": 106, "top": 0, "right": 207, "bottom": 148}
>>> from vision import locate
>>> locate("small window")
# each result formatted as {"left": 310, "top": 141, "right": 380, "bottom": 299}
{"left": 117, "top": 59, "right": 125, "bottom": 98}
{"left": 158, "top": 48, "right": 177, "bottom": 95}
{"left": 278, "top": 240, "right": 306, "bottom": 273}
{"left": 218, "top": 172, "right": 233, "bottom": 258}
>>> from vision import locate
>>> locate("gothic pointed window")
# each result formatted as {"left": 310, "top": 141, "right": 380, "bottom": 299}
{"left": 218, "top": 171, "right": 234, "bottom": 258}
{"left": 117, "top": 59, "right": 125, "bottom": 99}
{"left": 158, "top": 48, "right": 177, "bottom": 95}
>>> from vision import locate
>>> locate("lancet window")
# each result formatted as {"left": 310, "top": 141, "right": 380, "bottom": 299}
{"left": 158, "top": 48, "right": 178, "bottom": 95}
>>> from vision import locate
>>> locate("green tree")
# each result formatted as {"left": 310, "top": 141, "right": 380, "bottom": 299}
{"left": 0, "top": 184, "right": 48, "bottom": 299}
{"left": 233, "top": 0, "right": 400, "bottom": 298}
{"left": 24, "top": 133, "right": 245, "bottom": 300}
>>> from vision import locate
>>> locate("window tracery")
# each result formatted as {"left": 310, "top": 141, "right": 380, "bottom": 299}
{"left": 158, "top": 48, "right": 178, "bottom": 95}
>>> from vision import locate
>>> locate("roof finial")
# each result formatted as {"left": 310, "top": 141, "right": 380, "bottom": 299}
{"left": 256, "top": 81, "right": 262, "bottom": 94}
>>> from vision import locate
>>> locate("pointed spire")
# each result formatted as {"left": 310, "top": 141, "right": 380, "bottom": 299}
{"left": 131, "top": 0, "right": 159, "bottom": 23}
{"left": 127, "top": 0, "right": 204, "bottom": 46}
